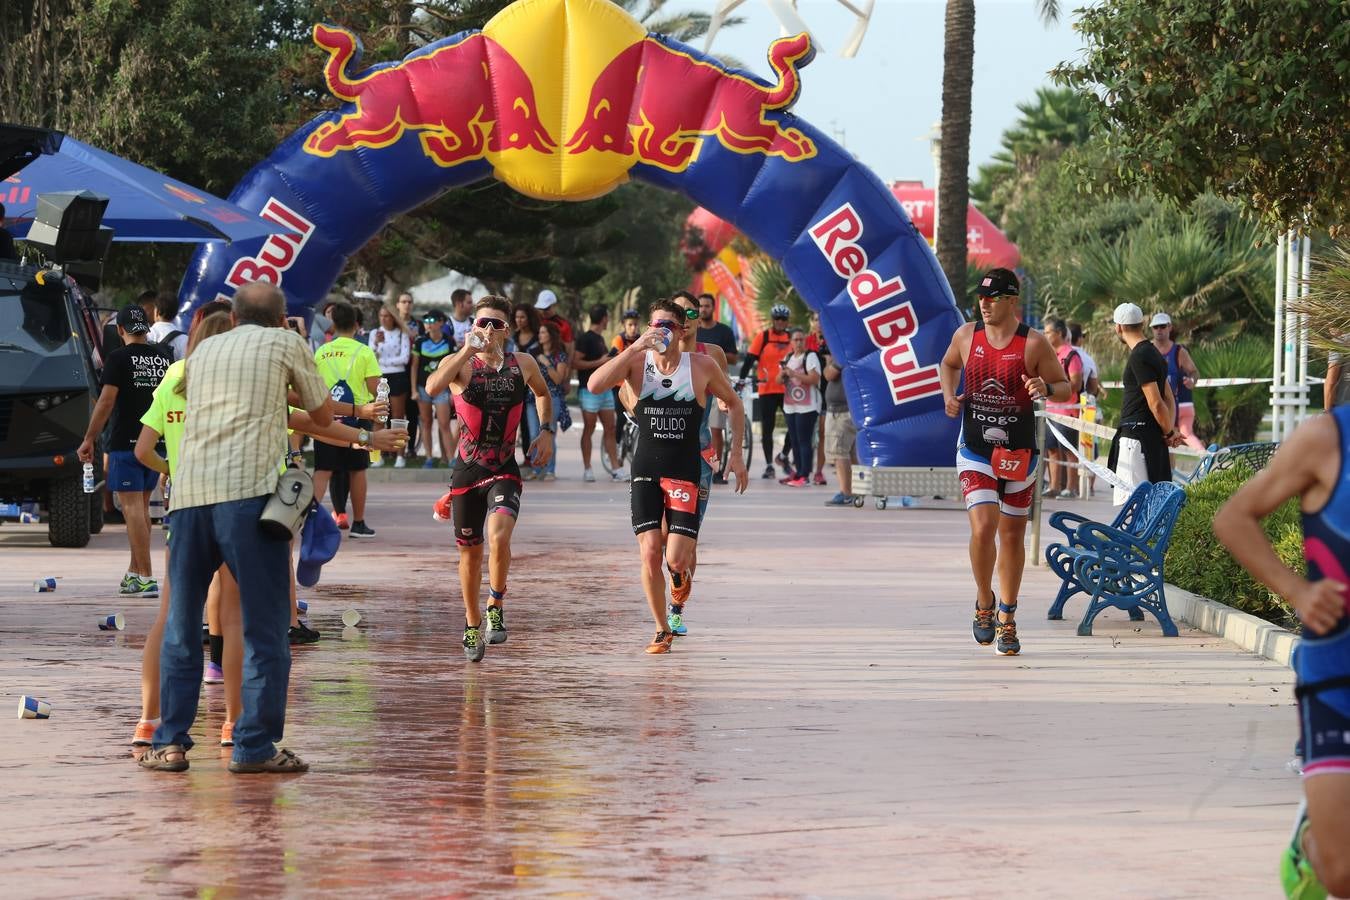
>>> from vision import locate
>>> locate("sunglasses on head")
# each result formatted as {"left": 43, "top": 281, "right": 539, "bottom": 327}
{"left": 474, "top": 316, "right": 508, "bottom": 330}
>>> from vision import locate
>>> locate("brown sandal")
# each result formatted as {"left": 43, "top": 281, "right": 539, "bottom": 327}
{"left": 228, "top": 748, "right": 309, "bottom": 774}
{"left": 138, "top": 744, "right": 188, "bottom": 772}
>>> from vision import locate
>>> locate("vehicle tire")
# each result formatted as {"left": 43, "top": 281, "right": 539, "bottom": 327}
{"left": 49, "top": 476, "right": 92, "bottom": 548}
{"left": 89, "top": 491, "right": 104, "bottom": 535}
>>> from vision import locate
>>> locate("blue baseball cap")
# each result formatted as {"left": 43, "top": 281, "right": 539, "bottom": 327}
{"left": 296, "top": 503, "right": 341, "bottom": 588}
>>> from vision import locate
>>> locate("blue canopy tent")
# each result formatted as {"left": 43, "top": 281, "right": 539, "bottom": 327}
{"left": 1, "top": 130, "right": 291, "bottom": 244}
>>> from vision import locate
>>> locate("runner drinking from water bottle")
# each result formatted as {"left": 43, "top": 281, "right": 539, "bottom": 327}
{"left": 617, "top": 293, "right": 729, "bottom": 636}
{"left": 424, "top": 296, "right": 554, "bottom": 662}
{"left": 590, "top": 298, "right": 748, "bottom": 654}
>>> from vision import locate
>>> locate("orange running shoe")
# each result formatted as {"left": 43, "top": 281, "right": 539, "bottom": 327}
{"left": 670, "top": 569, "right": 693, "bottom": 605}
{"left": 220, "top": 721, "right": 234, "bottom": 747}
{"left": 645, "top": 631, "right": 675, "bottom": 654}
{"left": 334, "top": 512, "right": 350, "bottom": 530}
{"left": 132, "top": 719, "right": 158, "bottom": 746}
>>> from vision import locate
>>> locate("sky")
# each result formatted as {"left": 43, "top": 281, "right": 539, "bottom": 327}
{"left": 704, "top": 0, "right": 1088, "bottom": 185}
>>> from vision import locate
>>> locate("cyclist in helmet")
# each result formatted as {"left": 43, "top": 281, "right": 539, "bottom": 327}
{"left": 740, "top": 304, "right": 795, "bottom": 478}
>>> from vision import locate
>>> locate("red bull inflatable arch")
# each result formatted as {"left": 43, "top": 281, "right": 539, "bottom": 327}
{"left": 178, "top": 0, "right": 964, "bottom": 467}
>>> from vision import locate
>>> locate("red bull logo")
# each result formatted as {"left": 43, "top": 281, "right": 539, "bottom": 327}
{"left": 300, "top": 0, "right": 818, "bottom": 200}
{"left": 304, "top": 25, "right": 555, "bottom": 167}
{"left": 566, "top": 33, "right": 817, "bottom": 173}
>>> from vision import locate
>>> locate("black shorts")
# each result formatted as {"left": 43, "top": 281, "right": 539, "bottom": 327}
{"left": 313, "top": 437, "right": 371, "bottom": 472}
{"left": 631, "top": 475, "right": 701, "bottom": 539}
{"left": 451, "top": 460, "right": 522, "bottom": 547}
{"left": 385, "top": 370, "right": 411, "bottom": 397}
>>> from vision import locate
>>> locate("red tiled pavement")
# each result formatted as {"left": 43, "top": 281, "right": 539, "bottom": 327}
{"left": 0, "top": 452, "right": 1299, "bottom": 897}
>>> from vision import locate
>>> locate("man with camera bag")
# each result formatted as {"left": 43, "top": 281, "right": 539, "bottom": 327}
{"left": 139, "top": 283, "right": 332, "bottom": 776}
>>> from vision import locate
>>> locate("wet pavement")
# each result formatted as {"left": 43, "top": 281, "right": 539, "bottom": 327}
{"left": 0, "top": 446, "right": 1300, "bottom": 897}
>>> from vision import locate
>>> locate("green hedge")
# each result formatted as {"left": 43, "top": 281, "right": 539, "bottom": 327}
{"left": 1165, "top": 465, "right": 1303, "bottom": 630}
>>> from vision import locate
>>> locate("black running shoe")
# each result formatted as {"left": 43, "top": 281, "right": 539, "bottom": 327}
{"left": 486, "top": 605, "right": 507, "bottom": 644}
{"left": 463, "top": 625, "right": 486, "bottom": 662}
{"left": 972, "top": 598, "right": 996, "bottom": 646}
{"left": 349, "top": 520, "right": 376, "bottom": 538}
{"left": 761, "top": 465, "right": 775, "bottom": 480}
{"left": 288, "top": 623, "right": 321, "bottom": 645}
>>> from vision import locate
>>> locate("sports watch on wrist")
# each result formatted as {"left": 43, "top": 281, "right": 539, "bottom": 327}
{"left": 540, "top": 423, "right": 556, "bottom": 434}
{"left": 357, "top": 428, "right": 371, "bottom": 447}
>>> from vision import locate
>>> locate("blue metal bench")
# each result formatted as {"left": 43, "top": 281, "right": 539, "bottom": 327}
{"left": 1185, "top": 441, "right": 1279, "bottom": 483}
{"left": 1044, "top": 482, "right": 1186, "bottom": 637}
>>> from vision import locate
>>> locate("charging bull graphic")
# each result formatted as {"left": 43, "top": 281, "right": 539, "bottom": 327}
{"left": 304, "top": 25, "right": 555, "bottom": 166}
{"left": 178, "top": 0, "right": 964, "bottom": 468}
{"left": 566, "top": 33, "right": 816, "bottom": 172}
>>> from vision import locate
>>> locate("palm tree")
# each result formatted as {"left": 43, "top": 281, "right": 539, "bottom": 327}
{"left": 937, "top": 1, "right": 1060, "bottom": 296}
{"left": 1051, "top": 215, "right": 1275, "bottom": 341}
{"left": 970, "top": 86, "right": 1092, "bottom": 217}
{"left": 1292, "top": 239, "right": 1350, "bottom": 354}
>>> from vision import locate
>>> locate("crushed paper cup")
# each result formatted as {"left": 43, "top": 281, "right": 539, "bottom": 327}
{"left": 341, "top": 609, "right": 362, "bottom": 627}
{"left": 98, "top": 614, "right": 126, "bottom": 631}
{"left": 33, "top": 577, "right": 57, "bottom": 592}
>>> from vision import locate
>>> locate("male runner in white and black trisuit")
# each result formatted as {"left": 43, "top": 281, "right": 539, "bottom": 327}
{"left": 590, "top": 297, "right": 748, "bottom": 654}
{"left": 425, "top": 296, "right": 554, "bottom": 662}
{"left": 618, "top": 293, "right": 729, "bottom": 636}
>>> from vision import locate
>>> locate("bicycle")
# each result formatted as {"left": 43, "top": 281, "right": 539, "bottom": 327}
{"left": 599, "top": 408, "right": 639, "bottom": 477}
{"left": 717, "top": 377, "right": 755, "bottom": 478}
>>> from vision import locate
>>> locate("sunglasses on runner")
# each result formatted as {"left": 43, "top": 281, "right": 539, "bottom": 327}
{"left": 676, "top": 306, "right": 699, "bottom": 320}
{"left": 473, "top": 316, "right": 508, "bottom": 330}
{"left": 650, "top": 319, "right": 682, "bottom": 332}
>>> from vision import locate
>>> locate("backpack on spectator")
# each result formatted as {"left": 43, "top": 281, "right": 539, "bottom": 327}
{"left": 156, "top": 329, "right": 185, "bottom": 361}
{"left": 323, "top": 352, "right": 362, "bottom": 427}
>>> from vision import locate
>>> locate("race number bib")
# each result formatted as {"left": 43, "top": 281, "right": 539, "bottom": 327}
{"left": 659, "top": 478, "right": 699, "bottom": 514}
{"left": 990, "top": 447, "right": 1032, "bottom": 482}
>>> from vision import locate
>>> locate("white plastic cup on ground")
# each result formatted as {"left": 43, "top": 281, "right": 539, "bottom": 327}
{"left": 98, "top": 614, "right": 125, "bottom": 631}
{"left": 341, "top": 626, "right": 362, "bottom": 642}
{"left": 33, "top": 577, "right": 57, "bottom": 592}
{"left": 341, "top": 609, "right": 362, "bottom": 627}
{"left": 18, "top": 696, "right": 52, "bottom": 719}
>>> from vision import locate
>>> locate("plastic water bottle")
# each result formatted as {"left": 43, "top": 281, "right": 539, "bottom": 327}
{"left": 375, "top": 378, "right": 390, "bottom": 423}
{"left": 82, "top": 462, "right": 95, "bottom": 494}
{"left": 653, "top": 326, "right": 672, "bottom": 354}
{"left": 468, "top": 331, "right": 487, "bottom": 349}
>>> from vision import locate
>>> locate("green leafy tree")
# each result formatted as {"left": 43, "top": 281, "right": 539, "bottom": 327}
{"left": 1054, "top": 0, "right": 1350, "bottom": 235}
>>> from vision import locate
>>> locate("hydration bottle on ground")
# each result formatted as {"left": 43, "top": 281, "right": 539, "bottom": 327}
{"left": 375, "top": 378, "right": 390, "bottom": 423}
{"left": 82, "top": 462, "right": 95, "bottom": 494}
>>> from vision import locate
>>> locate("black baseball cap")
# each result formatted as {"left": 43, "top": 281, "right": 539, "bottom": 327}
{"left": 422, "top": 309, "right": 446, "bottom": 323}
{"left": 975, "top": 268, "right": 1020, "bottom": 298}
{"left": 116, "top": 305, "right": 151, "bottom": 334}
